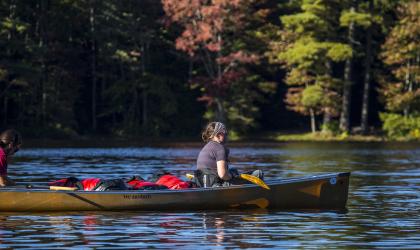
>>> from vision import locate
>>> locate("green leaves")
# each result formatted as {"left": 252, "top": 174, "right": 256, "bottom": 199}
{"left": 281, "top": 12, "right": 327, "bottom": 34}
{"left": 380, "top": 113, "right": 420, "bottom": 139}
{"left": 340, "top": 10, "right": 373, "bottom": 28}
{"left": 302, "top": 84, "right": 323, "bottom": 108}
{"left": 326, "top": 43, "right": 352, "bottom": 61}
{"left": 280, "top": 38, "right": 325, "bottom": 68}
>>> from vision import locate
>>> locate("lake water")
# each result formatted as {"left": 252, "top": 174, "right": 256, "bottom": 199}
{"left": 1, "top": 142, "right": 419, "bottom": 249}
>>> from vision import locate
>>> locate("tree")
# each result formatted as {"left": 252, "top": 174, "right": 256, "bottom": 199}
{"left": 379, "top": 0, "right": 420, "bottom": 139}
{"left": 162, "top": 0, "right": 262, "bottom": 125}
{"left": 360, "top": 0, "right": 374, "bottom": 134}
{"left": 97, "top": 0, "right": 182, "bottom": 136}
{"left": 0, "top": 0, "right": 32, "bottom": 127}
{"left": 380, "top": 0, "right": 420, "bottom": 115}
{"left": 269, "top": 0, "right": 352, "bottom": 133}
{"left": 339, "top": 0, "right": 386, "bottom": 133}
{"left": 339, "top": 0, "right": 358, "bottom": 133}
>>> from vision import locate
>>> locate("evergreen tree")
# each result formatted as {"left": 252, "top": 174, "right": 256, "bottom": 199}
{"left": 380, "top": 0, "right": 420, "bottom": 115}
{"left": 269, "top": 0, "right": 352, "bottom": 133}
{"left": 0, "top": 0, "right": 32, "bottom": 127}
{"left": 379, "top": 1, "right": 420, "bottom": 138}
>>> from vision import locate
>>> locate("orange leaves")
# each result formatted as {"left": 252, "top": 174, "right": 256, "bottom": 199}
{"left": 216, "top": 51, "right": 259, "bottom": 65}
{"left": 212, "top": 0, "right": 241, "bottom": 8}
{"left": 163, "top": 0, "right": 256, "bottom": 107}
{"left": 198, "top": 22, "right": 212, "bottom": 41}
{"left": 162, "top": 0, "right": 246, "bottom": 54}
{"left": 206, "top": 42, "right": 221, "bottom": 52}
{"left": 285, "top": 87, "right": 307, "bottom": 114}
{"left": 162, "top": 0, "right": 202, "bottom": 21}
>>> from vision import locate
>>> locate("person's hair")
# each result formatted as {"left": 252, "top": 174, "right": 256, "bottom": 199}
{"left": 202, "top": 122, "right": 217, "bottom": 142}
{"left": 201, "top": 122, "right": 227, "bottom": 142}
{"left": 0, "top": 129, "right": 22, "bottom": 148}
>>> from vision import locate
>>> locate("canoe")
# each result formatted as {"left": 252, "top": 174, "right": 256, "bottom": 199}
{"left": 0, "top": 172, "right": 350, "bottom": 212}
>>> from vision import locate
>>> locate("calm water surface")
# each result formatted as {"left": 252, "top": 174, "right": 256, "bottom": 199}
{"left": 1, "top": 142, "right": 419, "bottom": 249}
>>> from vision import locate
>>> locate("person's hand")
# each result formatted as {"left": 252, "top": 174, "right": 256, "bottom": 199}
{"left": 229, "top": 168, "right": 239, "bottom": 179}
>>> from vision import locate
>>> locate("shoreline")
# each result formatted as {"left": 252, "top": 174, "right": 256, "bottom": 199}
{"left": 21, "top": 132, "right": 420, "bottom": 148}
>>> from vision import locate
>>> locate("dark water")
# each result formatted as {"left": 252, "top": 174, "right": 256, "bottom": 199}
{"left": 1, "top": 142, "right": 419, "bottom": 249}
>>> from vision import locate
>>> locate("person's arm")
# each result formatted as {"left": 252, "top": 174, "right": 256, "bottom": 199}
{"left": 0, "top": 175, "right": 7, "bottom": 186}
{"left": 216, "top": 160, "right": 233, "bottom": 180}
{"left": 0, "top": 175, "right": 15, "bottom": 186}
{"left": 0, "top": 153, "right": 8, "bottom": 186}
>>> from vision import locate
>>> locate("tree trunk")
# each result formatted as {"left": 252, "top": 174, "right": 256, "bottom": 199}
{"left": 126, "top": 86, "right": 139, "bottom": 134}
{"left": 140, "top": 42, "right": 149, "bottom": 133}
{"left": 404, "top": 61, "right": 411, "bottom": 117}
{"left": 215, "top": 98, "right": 226, "bottom": 123}
{"left": 7, "top": 0, "right": 15, "bottom": 42}
{"left": 40, "top": 1, "right": 47, "bottom": 127}
{"left": 36, "top": 0, "right": 48, "bottom": 127}
{"left": 361, "top": 0, "right": 373, "bottom": 134}
{"left": 310, "top": 108, "right": 316, "bottom": 133}
{"left": 322, "top": 112, "right": 331, "bottom": 134}
{"left": 142, "top": 90, "right": 147, "bottom": 133}
{"left": 339, "top": 5, "right": 356, "bottom": 133}
{"left": 214, "top": 34, "right": 226, "bottom": 123}
{"left": 322, "top": 61, "right": 333, "bottom": 134}
{"left": 3, "top": 97, "right": 7, "bottom": 126}
{"left": 90, "top": 0, "right": 97, "bottom": 131}
{"left": 3, "top": 0, "right": 15, "bottom": 126}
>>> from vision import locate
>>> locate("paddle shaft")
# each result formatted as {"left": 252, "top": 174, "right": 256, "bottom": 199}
{"left": 13, "top": 184, "right": 78, "bottom": 191}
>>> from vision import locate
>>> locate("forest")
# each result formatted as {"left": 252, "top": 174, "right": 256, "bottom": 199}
{"left": 0, "top": 0, "right": 419, "bottom": 140}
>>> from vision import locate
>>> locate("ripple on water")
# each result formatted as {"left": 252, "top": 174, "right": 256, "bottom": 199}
{"left": 2, "top": 144, "right": 420, "bottom": 249}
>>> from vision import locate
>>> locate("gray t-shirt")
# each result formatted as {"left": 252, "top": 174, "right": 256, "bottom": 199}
{"left": 196, "top": 141, "right": 229, "bottom": 175}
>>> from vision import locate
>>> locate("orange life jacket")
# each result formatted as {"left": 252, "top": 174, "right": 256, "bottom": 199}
{"left": 155, "top": 175, "right": 192, "bottom": 189}
{"left": 127, "top": 179, "right": 162, "bottom": 189}
{"left": 79, "top": 178, "right": 102, "bottom": 191}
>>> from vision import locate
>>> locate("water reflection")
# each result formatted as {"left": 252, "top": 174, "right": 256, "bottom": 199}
{"left": 1, "top": 142, "right": 419, "bottom": 248}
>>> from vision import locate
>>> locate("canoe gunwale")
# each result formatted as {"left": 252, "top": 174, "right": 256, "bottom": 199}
{"left": 5, "top": 172, "right": 350, "bottom": 194}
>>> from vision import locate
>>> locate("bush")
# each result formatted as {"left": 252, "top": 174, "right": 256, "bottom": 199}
{"left": 321, "top": 120, "right": 340, "bottom": 135}
{"left": 380, "top": 112, "right": 420, "bottom": 140}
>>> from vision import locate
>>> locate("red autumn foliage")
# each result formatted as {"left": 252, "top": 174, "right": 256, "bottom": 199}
{"left": 217, "top": 51, "right": 259, "bottom": 65}
{"left": 162, "top": 0, "right": 258, "bottom": 109}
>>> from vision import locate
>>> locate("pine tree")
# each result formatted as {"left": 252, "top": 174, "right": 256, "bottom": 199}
{"left": 269, "top": 0, "right": 352, "bottom": 133}
{"left": 380, "top": 0, "right": 420, "bottom": 115}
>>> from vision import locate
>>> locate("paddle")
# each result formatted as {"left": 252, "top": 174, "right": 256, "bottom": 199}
{"left": 16, "top": 182, "right": 78, "bottom": 191}
{"left": 186, "top": 173, "right": 270, "bottom": 190}
{"left": 24, "top": 184, "right": 78, "bottom": 191}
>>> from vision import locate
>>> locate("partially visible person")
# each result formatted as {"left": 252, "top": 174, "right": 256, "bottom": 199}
{"left": 0, "top": 129, "right": 22, "bottom": 187}
{"left": 195, "top": 122, "right": 263, "bottom": 187}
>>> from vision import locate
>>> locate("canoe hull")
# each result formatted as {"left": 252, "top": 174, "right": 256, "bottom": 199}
{"left": 0, "top": 172, "right": 350, "bottom": 212}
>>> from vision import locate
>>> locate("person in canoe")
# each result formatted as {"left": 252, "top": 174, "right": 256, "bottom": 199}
{"left": 0, "top": 129, "right": 22, "bottom": 187}
{"left": 195, "top": 121, "right": 263, "bottom": 187}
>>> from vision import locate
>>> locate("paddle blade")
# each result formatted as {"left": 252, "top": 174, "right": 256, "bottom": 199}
{"left": 240, "top": 174, "right": 270, "bottom": 190}
{"left": 186, "top": 173, "right": 195, "bottom": 180}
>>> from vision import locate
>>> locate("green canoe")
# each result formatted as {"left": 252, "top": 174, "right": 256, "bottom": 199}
{"left": 0, "top": 172, "right": 350, "bottom": 212}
